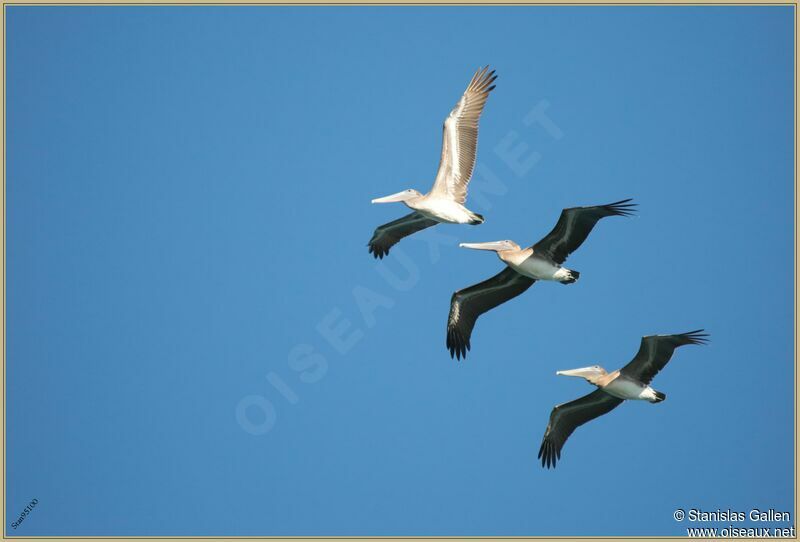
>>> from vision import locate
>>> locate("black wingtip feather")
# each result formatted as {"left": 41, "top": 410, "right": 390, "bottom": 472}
{"left": 538, "top": 438, "right": 558, "bottom": 469}
{"left": 679, "top": 329, "right": 710, "bottom": 345}
{"left": 446, "top": 325, "right": 470, "bottom": 361}
{"left": 445, "top": 325, "right": 466, "bottom": 361}
{"left": 603, "top": 198, "right": 638, "bottom": 218}
{"left": 367, "top": 244, "right": 388, "bottom": 259}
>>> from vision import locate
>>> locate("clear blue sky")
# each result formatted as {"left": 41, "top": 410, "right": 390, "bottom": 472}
{"left": 7, "top": 6, "right": 794, "bottom": 537}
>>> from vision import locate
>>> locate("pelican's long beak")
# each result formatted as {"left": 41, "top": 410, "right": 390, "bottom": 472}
{"left": 372, "top": 191, "right": 411, "bottom": 204}
{"left": 556, "top": 367, "right": 596, "bottom": 378}
{"left": 459, "top": 241, "right": 508, "bottom": 252}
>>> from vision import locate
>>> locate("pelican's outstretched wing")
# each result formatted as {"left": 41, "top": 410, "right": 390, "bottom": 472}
{"left": 532, "top": 199, "right": 637, "bottom": 264}
{"left": 620, "top": 330, "right": 709, "bottom": 385}
{"left": 429, "top": 67, "right": 497, "bottom": 205}
{"left": 538, "top": 389, "right": 624, "bottom": 469}
{"left": 446, "top": 267, "right": 535, "bottom": 360}
{"left": 368, "top": 212, "right": 439, "bottom": 259}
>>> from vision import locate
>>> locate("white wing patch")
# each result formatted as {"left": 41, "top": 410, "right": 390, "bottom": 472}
{"left": 430, "top": 67, "right": 497, "bottom": 205}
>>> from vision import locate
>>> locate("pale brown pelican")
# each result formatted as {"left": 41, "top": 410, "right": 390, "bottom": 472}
{"left": 538, "top": 330, "right": 709, "bottom": 469}
{"left": 368, "top": 67, "right": 497, "bottom": 259}
{"left": 446, "top": 199, "right": 636, "bottom": 359}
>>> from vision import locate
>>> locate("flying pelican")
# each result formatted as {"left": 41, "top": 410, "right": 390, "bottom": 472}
{"left": 446, "top": 199, "right": 636, "bottom": 359}
{"left": 368, "top": 67, "right": 497, "bottom": 259}
{"left": 538, "top": 330, "right": 709, "bottom": 469}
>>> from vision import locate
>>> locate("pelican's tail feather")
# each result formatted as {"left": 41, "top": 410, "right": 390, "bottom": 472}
{"left": 469, "top": 212, "right": 485, "bottom": 225}
{"left": 559, "top": 269, "right": 580, "bottom": 285}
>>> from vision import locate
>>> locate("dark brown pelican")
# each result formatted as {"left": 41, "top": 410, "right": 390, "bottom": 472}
{"left": 538, "top": 330, "right": 709, "bottom": 469}
{"left": 368, "top": 67, "right": 497, "bottom": 259}
{"left": 446, "top": 199, "right": 636, "bottom": 359}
